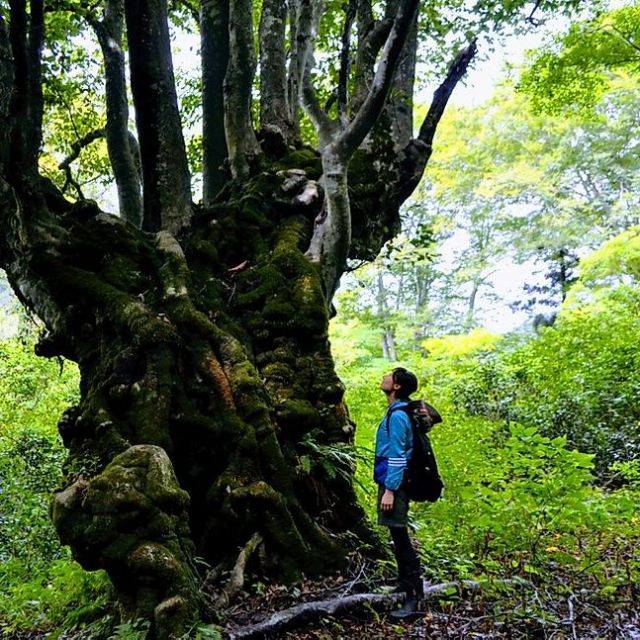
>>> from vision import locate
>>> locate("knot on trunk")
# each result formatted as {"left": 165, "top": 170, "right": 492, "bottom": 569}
{"left": 51, "top": 444, "right": 200, "bottom": 636}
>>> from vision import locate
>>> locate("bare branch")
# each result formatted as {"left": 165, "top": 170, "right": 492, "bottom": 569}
{"left": 334, "top": 0, "right": 419, "bottom": 160}
{"left": 214, "top": 533, "right": 263, "bottom": 608}
{"left": 527, "top": 0, "right": 543, "bottom": 26}
{"left": 397, "top": 40, "right": 477, "bottom": 202}
{"left": 352, "top": 13, "right": 392, "bottom": 114}
{"left": 386, "top": 0, "right": 418, "bottom": 152}
{"left": 124, "top": 0, "right": 193, "bottom": 233}
{"left": 289, "top": 0, "right": 322, "bottom": 133}
{"left": 302, "top": 60, "right": 337, "bottom": 144}
{"left": 417, "top": 40, "right": 477, "bottom": 149}
{"left": 57, "top": 128, "right": 105, "bottom": 200}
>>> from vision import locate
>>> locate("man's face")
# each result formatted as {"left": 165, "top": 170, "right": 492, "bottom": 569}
{"left": 380, "top": 373, "right": 397, "bottom": 396}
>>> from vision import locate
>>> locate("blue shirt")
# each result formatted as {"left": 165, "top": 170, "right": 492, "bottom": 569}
{"left": 373, "top": 400, "right": 413, "bottom": 491}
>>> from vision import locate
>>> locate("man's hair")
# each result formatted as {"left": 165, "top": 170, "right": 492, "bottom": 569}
{"left": 392, "top": 367, "right": 418, "bottom": 399}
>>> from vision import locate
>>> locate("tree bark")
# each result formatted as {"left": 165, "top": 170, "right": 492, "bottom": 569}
{"left": 89, "top": 0, "right": 143, "bottom": 227}
{"left": 259, "top": 0, "right": 295, "bottom": 147}
{"left": 223, "top": 0, "right": 260, "bottom": 177}
{"left": 385, "top": 0, "right": 418, "bottom": 152}
{"left": 124, "top": 0, "right": 193, "bottom": 233}
{"left": 0, "top": 13, "right": 11, "bottom": 169}
{"left": 201, "top": 0, "right": 230, "bottom": 204}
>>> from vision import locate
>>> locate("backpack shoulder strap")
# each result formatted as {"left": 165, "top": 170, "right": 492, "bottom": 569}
{"left": 384, "top": 405, "right": 410, "bottom": 433}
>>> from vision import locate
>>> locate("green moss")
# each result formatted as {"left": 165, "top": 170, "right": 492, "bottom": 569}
{"left": 262, "top": 362, "right": 294, "bottom": 383}
{"left": 101, "top": 256, "right": 147, "bottom": 292}
{"left": 275, "top": 399, "right": 321, "bottom": 434}
{"left": 273, "top": 148, "right": 322, "bottom": 179}
{"left": 262, "top": 299, "right": 296, "bottom": 321}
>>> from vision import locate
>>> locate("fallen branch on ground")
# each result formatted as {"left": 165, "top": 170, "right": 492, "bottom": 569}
{"left": 225, "top": 579, "right": 527, "bottom": 639}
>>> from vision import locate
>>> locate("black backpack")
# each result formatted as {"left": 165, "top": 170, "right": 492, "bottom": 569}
{"left": 386, "top": 399, "right": 444, "bottom": 503}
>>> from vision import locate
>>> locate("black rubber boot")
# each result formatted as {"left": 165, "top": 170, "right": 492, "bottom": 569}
{"left": 389, "top": 592, "right": 419, "bottom": 620}
{"left": 389, "top": 576, "right": 422, "bottom": 620}
{"left": 391, "top": 571, "right": 409, "bottom": 593}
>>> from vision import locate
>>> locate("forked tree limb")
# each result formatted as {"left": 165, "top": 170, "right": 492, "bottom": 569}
{"left": 334, "top": 0, "right": 419, "bottom": 160}
{"left": 58, "top": 128, "right": 105, "bottom": 199}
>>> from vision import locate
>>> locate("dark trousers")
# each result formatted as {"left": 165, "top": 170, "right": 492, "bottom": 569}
{"left": 389, "top": 526, "right": 421, "bottom": 591}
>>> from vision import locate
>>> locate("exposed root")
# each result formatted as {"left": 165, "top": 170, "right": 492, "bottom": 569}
{"left": 215, "top": 533, "right": 264, "bottom": 609}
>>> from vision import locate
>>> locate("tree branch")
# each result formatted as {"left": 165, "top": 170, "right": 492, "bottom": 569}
{"left": 259, "top": 0, "right": 294, "bottom": 146}
{"left": 8, "top": 0, "right": 30, "bottom": 171}
{"left": 417, "top": 40, "right": 477, "bottom": 149}
{"left": 0, "top": 12, "right": 13, "bottom": 170}
{"left": 337, "top": 0, "right": 357, "bottom": 122}
{"left": 289, "top": 0, "right": 323, "bottom": 136}
{"left": 124, "top": 0, "right": 193, "bottom": 233}
{"left": 333, "top": 0, "right": 419, "bottom": 160}
{"left": 385, "top": 0, "right": 418, "bottom": 152}
{"left": 201, "top": 0, "right": 230, "bottom": 203}
{"left": 397, "top": 40, "right": 477, "bottom": 202}
{"left": 214, "top": 532, "right": 263, "bottom": 608}
{"left": 527, "top": 0, "right": 543, "bottom": 26}
{"left": 302, "top": 60, "right": 337, "bottom": 144}
{"left": 351, "top": 16, "right": 392, "bottom": 113}
{"left": 223, "top": 0, "right": 260, "bottom": 178}
{"left": 58, "top": 127, "right": 105, "bottom": 200}
{"left": 88, "top": 0, "right": 143, "bottom": 227}
{"left": 26, "top": 0, "right": 44, "bottom": 166}
{"left": 174, "top": 0, "right": 200, "bottom": 22}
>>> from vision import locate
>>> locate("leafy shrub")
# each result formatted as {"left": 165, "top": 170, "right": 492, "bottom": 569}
{"left": 0, "top": 559, "right": 112, "bottom": 635}
{"left": 0, "top": 338, "right": 78, "bottom": 569}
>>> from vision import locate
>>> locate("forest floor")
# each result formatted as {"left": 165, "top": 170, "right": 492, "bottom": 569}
{"left": 223, "top": 571, "right": 640, "bottom": 640}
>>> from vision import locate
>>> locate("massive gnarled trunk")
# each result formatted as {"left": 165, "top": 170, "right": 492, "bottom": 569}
{"left": 0, "top": 0, "right": 477, "bottom": 636}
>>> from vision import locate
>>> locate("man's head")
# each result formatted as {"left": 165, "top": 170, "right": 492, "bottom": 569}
{"left": 380, "top": 367, "right": 418, "bottom": 401}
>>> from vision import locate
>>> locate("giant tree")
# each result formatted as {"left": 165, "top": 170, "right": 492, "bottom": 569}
{"left": 0, "top": 0, "right": 587, "bottom": 635}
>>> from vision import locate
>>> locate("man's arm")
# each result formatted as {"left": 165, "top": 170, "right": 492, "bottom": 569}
{"left": 385, "top": 410, "right": 412, "bottom": 491}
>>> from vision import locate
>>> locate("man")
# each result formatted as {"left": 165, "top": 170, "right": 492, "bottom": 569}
{"left": 374, "top": 367, "right": 423, "bottom": 619}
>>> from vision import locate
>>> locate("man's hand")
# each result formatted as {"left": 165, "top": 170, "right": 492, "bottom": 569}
{"left": 381, "top": 488, "right": 395, "bottom": 511}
